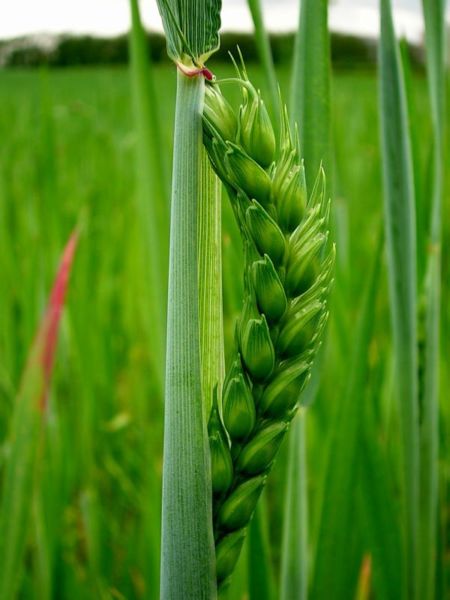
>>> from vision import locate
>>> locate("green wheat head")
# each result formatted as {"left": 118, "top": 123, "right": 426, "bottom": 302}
{"left": 203, "top": 64, "right": 334, "bottom": 589}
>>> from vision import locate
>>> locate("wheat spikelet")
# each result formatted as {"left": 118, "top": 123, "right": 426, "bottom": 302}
{"left": 203, "top": 65, "right": 334, "bottom": 589}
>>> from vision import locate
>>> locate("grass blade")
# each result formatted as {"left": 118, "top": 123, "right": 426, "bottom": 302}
{"left": 379, "top": 1, "right": 419, "bottom": 596}
{"left": 419, "top": 2, "right": 446, "bottom": 598}
{"left": 246, "top": 0, "right": 279, "bottom": 121}
{"left": 283, "top": 1, "right": 332, "bottom": 596}
{"left": 291, "top": 0, "right": 331, "bottom": 189}
{"left": 129, "top": 0, "right": 169, "bottom": 388}
{"left": 0, "top": 231, "right": 78, "bottom": 600}
{"left": 399, "top": 40, "right": 426, "bottom": 283}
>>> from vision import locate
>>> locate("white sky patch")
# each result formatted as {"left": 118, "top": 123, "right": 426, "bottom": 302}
{"left": 1, "top": 0, "right": 449, "bottom": 42}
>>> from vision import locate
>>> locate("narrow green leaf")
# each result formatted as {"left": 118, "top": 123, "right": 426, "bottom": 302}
{"left": 156, "top": 0, "right": 221, "bottom": 65}
{"left": 291, "top": 0, "right": 331, "bottom": 189}
{"left": 311, "top": 232, "right": 383, "bottom": 599}
{"left": 419, "top": 2, "right": 446, "bottom": 599}
{"left": 283, "top": 2, "right": 332, "bottom": 597}
{"left": 246, "top": 0, "right": 279, "bottom": 122}
{"left": 379, "top": 1, "right": 420, "bottom": 597}
{"left": 421, "top": 0, "right": 446, "bottom": 144}
{"left": 160, "top": 72, "right": 216, "bottom": 600}
{"left": 128, "top": 0, "right": 169, "bottom": 390}
{"left": 0, "top": 232, "right": 78, "bottom": 600}
{"left": 280, "top": 411, "right": 308, "bottom": 600}
{"left": 399, "top": 39, "right": 427, "bottom": 282}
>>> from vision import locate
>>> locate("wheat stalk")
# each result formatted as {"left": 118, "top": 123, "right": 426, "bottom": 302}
{"left": 203, "top": 66, "right": 334, "bottom": 589}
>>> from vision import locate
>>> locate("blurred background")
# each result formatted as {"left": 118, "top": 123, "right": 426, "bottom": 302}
{"left": 2, "top": 0, "right": 450, "bottom": 66}
{"left": 0, "top": 1, "right": 448, "bottom": 599}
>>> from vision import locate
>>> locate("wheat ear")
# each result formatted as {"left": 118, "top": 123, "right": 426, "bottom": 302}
{"left": 203, "top": 69, "right": 334, "bottom": 589}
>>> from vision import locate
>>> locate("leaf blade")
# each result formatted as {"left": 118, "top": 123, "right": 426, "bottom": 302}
{"left": 379, "top": 1, "right": 420, "bottom": 596}
{"left": 246, "top": 0, "right": 279, "bottom": 123}
{"left": 290, "top": 0, "right": 331, "bottom": 188}
{"left": 283, "top": 2, "right": 332, "bottom": 597}
{"left": 419, "top": 2, "right": 446, "bottom": 598}
{"left": 128, "top": 0, "right": 170, "bottom": 392}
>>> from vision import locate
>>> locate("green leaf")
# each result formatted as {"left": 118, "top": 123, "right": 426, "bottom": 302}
{"left": 421, "top": 0, "right": 446, "bottom": 142}
{"left": 290, "top": 0, "right": 331, "bottom": 189}
{"left": 419, "top": 2, "right": 446, "bottom": 599}
{"left": 283, "top": 2, "right": 331, "bottom": 597}
{"left": 246, "top": 0, "right": 279, "bottom": 124}
{"left": 399, "top": 39, "right": 426, "bottom": 282}
{"left": 128, "top": 0, "right": 170, "bottom": 393}
{"left": 379, "top": 0, "right": 420, "bottom": 597}
{"left": 156, "top": 0, "right": 221, "bottom": 65}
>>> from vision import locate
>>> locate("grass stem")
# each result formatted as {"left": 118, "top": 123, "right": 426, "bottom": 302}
{"left": 160, "top": 71, "right": 216, "bottom": 600}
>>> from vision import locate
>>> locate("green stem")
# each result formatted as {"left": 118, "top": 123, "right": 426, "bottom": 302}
{"left": 160, "top": 71, "right": 216, "bottom": 600}
{"left": 280, "top": 411, "right": 308, "bottom": 600}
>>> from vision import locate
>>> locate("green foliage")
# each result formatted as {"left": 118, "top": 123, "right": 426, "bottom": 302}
{"left": 128, "top": 0, "right": 169, "bottom": 391}
{"left": 0, "top": 233, "right": 77, "bottom": 599}
{"left": 0, "top": 50, "right": 447, "bottom": 599}
{"left": 419, "top": 2, "right": 446, "bottom": 599}
{"left": 379, "top": 1, "right": 420, "bottom": 596}
{"left": 291, "top": 0, "right": 331, "bottom": 189}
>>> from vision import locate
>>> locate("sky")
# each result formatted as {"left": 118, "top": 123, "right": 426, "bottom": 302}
{"left": 1, "top": 0, "right": 449, "bottom": 43}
